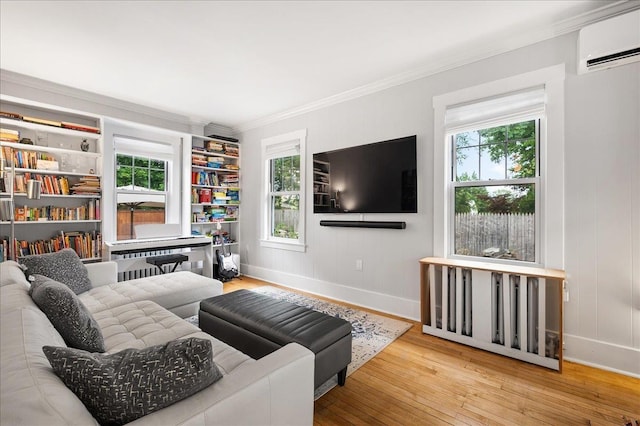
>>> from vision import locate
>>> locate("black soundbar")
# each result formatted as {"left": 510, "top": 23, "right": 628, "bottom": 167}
{"left": 319, "top": 220, "right": 406, "bottom": 229}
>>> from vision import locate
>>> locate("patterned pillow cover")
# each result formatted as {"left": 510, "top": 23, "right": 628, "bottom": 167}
{"left": 43, "top": 338, "right": 223, "bottom": 426}
{"left": 30, "top": 274, "right": 105, "bottom": 353}
{"left": 20, "top": 248, "right": 92, "bottom": 295}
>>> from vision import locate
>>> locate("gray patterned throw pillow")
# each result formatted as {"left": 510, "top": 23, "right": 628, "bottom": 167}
{"left": 30, "top": 274, "right": 105, "bottom": 353}
{"left": 20, "top": 249, "right": 92, "bottom": 295}
{"left": 43, "top": 338, "right": 222, "bottom": 426}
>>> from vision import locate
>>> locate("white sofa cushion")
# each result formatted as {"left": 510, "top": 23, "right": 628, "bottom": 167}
{"left": 93, "top": 300, "right": 254, "bottom": 375}
{"left": 79, "top": 271, "right": 222, "bottom": 316}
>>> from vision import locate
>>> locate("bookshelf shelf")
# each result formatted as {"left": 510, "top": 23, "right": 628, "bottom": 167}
{"left": 0, "top": 141, "right": 101, "bottom": 158}
{"left": 6, "top": 220, "right": 102, "bottom": 225}
{"left": 191, "top": 164, "right": 240, "bottom": 173}
{"left": 191, "top": 220, "right": 239, "bottom": 225}
{"left": 0, "top": 117, "right": 101, "bottom": 140}
{"left": 1, "top": 192, "right": 100, "bottom": 199}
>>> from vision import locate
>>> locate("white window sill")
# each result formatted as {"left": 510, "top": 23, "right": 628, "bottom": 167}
{"left": 260, "top": 239, "right": 307, "bottom": 252}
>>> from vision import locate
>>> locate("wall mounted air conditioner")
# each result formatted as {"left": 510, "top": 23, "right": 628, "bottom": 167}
{"left": 578, "top": 9, "right": 640, "bottom": 74}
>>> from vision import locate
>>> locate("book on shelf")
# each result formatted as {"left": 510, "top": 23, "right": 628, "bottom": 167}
{"left": 0, "top": 128, "right": 19, "bottom": 142}
{"left": 13, "top": 201, "right": 95, "bottom": 221}
{"left": 71, "top": 176, "right": 101, "bottom": 195}
{"left": 0, "top": 111, "right": 23, "bottom": 120}
{"left": 60, "top": 121, "right": 101, "bottom": 134}
{"left": 0, "top": 231, "right": 102, "bottom": 261}
{"left": 206, "top": 141, "right": 224, "bottom": 152}
{"left": 224, "top": 144, "right": 239, "bottom": 156}
{"left": 22, "top": 116, "right": 63, "bottom": 127}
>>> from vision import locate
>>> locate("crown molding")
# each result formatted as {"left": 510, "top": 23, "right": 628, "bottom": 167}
{"left": 0, "top": 69, "right": 211, "bottom": 130}
{"left": 234, "top": 0, "right": 640, "bottom": 133}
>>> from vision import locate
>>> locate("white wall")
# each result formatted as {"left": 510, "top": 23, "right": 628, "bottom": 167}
{"left": 238, "top": 33, "right": 640, "bottom": 377}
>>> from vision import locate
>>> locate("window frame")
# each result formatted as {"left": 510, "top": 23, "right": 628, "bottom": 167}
{"left": 448, "top": 117, "right": 542, "bottom": 264}
{"left": 260, "top": 129, "right": 307, "bottom": 252}
{"left": 432, "top": 64, "right": 565, "bottom": 269}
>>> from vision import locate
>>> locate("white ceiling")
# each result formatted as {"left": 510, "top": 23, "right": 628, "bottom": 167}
{"left": 0, "top": 1, "right": 629, "bottom": 130}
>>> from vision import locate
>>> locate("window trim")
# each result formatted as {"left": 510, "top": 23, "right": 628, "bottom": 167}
{"left": 433, "top": 64, "right": 565, "bottom": 268}
{"left": 260, "top": 129, "right": 307, "bottom": 252}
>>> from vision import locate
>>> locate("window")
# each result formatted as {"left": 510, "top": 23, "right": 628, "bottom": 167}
{"left": 452, "top": 119, "right": 539, "bottom": 262}
{"left": 115, "top": 153, "right": 167, "bottom": 240}
{"left": 261, "top": 129, "right": 306, "bottom": 251}
{"left": 433, "top": 65, "right": 565, "bottom": 267}
{"left": 113, "top": 136, "right": 179, "bottom": 241}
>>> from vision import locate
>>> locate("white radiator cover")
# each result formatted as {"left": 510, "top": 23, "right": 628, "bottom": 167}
{"left": 421, "top": 260, "right": 563, "bottom": 371}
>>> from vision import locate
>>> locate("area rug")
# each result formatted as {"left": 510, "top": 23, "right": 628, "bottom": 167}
{"left": 188, "top": 286, "right": 412, "bottom": 399}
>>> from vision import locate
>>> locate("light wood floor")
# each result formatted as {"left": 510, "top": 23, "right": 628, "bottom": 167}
{"left": 225, "top": 277, "right": 640, "bottom": 425}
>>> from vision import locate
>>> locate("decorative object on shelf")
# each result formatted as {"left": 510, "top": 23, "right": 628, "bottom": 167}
{"left": 26, "top": 179, "right": 41, "bottom": 200}
{"left": 80, "top": 139, "right": 89, "bottom": 152}
{"left": 19, "top": 137, "right": 33, "bottom": 145}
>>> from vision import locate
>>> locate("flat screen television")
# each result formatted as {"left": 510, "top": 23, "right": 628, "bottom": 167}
{"left": 313, "top": 135, "right": 417, "bottom": 214}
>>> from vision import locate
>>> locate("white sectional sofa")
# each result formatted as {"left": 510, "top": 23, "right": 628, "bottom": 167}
{"left": 0, "top": 259, "right": 314, "bottom": 425}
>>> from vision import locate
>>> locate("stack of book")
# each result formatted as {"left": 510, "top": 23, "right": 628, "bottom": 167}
{"left": 71, "top": 176, "right": 101, "bottom": 195}
{"left": 224, "top": 205, "right": 239, "bottom": 220}
{"left": 192, "top": 153, "right": 208, "bottom": 167}
{"left": 220, "top": 173, "right": 239, "bottom": 186}
{"left": 213, "top": 191, "right": 230, "bottom": 205}
{"left": 224, "top": 144, "right": 239, "bottom": 157}
{"left": 207, "top": 156, "right": 225, "bottom": 168}
{"left": 0, "top": 128, "right": 19, "bottom": 142}
{"left": 206, "top": 141, "right": 224, "bottom": 153}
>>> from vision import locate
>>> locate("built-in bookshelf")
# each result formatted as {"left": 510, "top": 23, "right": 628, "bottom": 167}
{"left": 313, "top": 159, "right": 331, "bottom": 209}
{"left": 0, "top": 95, "right": 103, "bottom": 262}
{"left": 190, "top": 135, "right": 240, "bottom": 263}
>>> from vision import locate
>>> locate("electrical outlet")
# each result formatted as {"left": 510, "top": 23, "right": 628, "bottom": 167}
{"left": 355, "top": 259, "right": 363, "bottom": 271}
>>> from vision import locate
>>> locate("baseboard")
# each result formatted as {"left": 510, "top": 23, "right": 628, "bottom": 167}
{"left": 563, "top": 334, "right": 640, "bottom": 378}
{"left": 240, "top": 264, "right": 420, "bottom": 322}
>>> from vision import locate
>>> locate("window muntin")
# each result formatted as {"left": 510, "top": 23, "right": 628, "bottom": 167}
{"left": 451, "top": 119, "right": 539, "bottom": 262}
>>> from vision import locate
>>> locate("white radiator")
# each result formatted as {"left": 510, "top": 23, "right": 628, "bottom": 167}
{"left": 420, "top": 258, "right": 564, "bottom": 371}
{"left": 111, "top": 249, "right": 175, "bottom": 282}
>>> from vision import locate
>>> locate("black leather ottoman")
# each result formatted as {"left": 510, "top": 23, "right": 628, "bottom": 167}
{"left": 199, "top": 289, "right": 352, "bottom": 388}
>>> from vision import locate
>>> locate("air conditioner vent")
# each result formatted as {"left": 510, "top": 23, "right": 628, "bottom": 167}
{"left": 586, "top": 47, "right": 640, "bottom": 68}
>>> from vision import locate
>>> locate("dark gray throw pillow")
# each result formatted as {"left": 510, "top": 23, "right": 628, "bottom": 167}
{"left": 21, "top": 249, "right": 91, "bottom": 295}
{"left": 30, "top": 274, "right": 105, "bottom": 353}
{"left": 43, "top": 338, "right": 222, "bottom": 426}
